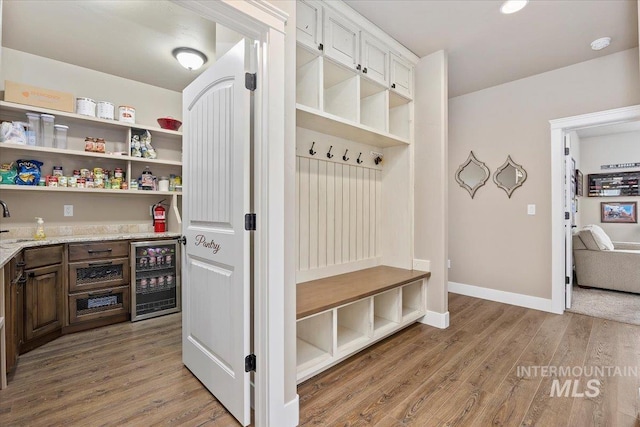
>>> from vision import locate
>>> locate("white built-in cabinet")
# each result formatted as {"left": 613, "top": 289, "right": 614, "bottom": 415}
{"left": 297, "top": 0, "right": 323, "bottom": 53}
{"left": 297, "top": 280, "right": 425, "bottom": 383}
{"left": 360, "top": 32, "right": 390, "bottom": 88}
{"left": 295, "top": 0, "right": 420, "bottom": 382}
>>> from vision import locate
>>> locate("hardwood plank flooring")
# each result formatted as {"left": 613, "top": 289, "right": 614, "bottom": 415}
{"left": 2, "top": 295, "right": 640, "bottom": 427}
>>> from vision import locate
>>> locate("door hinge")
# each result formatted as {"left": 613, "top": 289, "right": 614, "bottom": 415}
{"left": 565, "top": 211, "right": 570, "bottom": 220}
{"left": 245, "top": 73, "right": 257, "bottom": 91}
{"left": 245, "top": 213, "right": 256, "bottom": 231}
{"left": 179, "top": 235, "right": 186, "bottom": 245}
{"left": 564, "top": 147, "right": 570, "bottom": 156}
{"left": 565, "top": 276, "right": 570, "bottom": 284}
{"left": 245, "top": 354, "right": 256, "bottom": 372}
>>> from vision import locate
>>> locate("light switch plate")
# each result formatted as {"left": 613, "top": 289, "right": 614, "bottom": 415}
{"left": 64, "top": 205, "right": 73, "bottom": 217}
{"left": 527, "top": 204, "right": 536, "bottom": 215}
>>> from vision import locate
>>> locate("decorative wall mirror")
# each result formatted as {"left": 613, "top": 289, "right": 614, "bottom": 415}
{"left": 493, "top": 155, "right": 527, "bottom": 198}
{"left": 455, "top": 151, "right": 490, "bottom": 198}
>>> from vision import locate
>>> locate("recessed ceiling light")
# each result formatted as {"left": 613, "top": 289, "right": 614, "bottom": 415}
{"left": 500, "top": 0, "right": 528, "bottom": 14}
{"left": 172, "top": 47, "right": 208, "bottom": 70}
{"left": 591, "top": 37, "right": 611, "bottom": 51}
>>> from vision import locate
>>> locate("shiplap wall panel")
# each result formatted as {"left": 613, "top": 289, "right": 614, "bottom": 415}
{"left": 296, "top": 156, "right": 381, "bottom": 275}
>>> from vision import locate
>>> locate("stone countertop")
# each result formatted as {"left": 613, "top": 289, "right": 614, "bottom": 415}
{"left": 0, "top": 232, "right": 181, "bottom": 268}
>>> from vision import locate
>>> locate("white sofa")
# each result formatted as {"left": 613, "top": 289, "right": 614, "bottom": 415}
{"left": 573, "top": 225, "right": 640, "bottom": 294}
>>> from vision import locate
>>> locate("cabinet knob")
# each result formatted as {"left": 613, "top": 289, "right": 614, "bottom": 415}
{"left": 356, "top": 64, "right": 361, "bottom": 71}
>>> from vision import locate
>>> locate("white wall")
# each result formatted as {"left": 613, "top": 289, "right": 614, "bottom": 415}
{"left": 578, "top": 130, "right": 640, "bottom": 242}
{"left": 449, "top": 48, "right": 640, "bottom": 300}
{"left": 2, "top": 47, "right": 182, "bottom": 126}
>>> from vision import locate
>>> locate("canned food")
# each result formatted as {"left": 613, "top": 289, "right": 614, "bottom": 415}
{"left": 94, "top": 177, "right": 104, "bottom": 188}
{"left": 118, "top": 106, "right": 135, "bottom": 123}
{"left": 38, "top": 177, "right": 46, "bottom": 186}
{"left": 149, "top": 277, "right": 157, "bottom": 288}
{"left": 93, "top": 168, "right": 104, "bottom": 178}
{"left": 85, "top": 178, "right": 94, "bottom": 188}
{"left": 139, "top": 257, "right": 148, "bottom": 268}
{"left": 166, "top": 275, "right": 174, "bottom": 285}
{"left": 76, "top": 97, "right": 96, "bottom": 117}
{"left": 148, "top": 256, "right": 156, "bottom": 267}
{"left": 46, "top": 175, "right": 58, "bottom": 187}
{"left": 157, "top": 276, "right": 165, "bottom": 287}
{"left": 80, "top": 168, "right": 90, "bottom": 178}
{"left": 140, "top": 278, "right": 148, "bottom": 289}
{"left": 77, "top": 178, "right": 86, "bottom": 188}
{"left": 52, "top": 166, "right": 63, "bottom": 177}
{"left": 96, "top": 101, "right": 115, "bottom": 120}
{"left": 68, "top": 176, "right": 77, "bottom": 187}
{"left": 94, "top": 138, "right": 105, "bottom": 153}
{"left": 59, "top": 176, "right": 68, "bottom": 187}
{"left": 114, "top": 167, "right": 124, "bottom": 179}
{"left": 73, "top": 170, "right": 81, "bottom": 178}
{"left": 111, "top": 178, "right": 121, "bottom": 189}
{"left": 165, "top": 254, "right": 172, "bottom": 265}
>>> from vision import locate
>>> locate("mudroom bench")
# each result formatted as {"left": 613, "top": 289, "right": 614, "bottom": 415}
{"left": 296, "top": 266, "right": 430, "bottom": 383}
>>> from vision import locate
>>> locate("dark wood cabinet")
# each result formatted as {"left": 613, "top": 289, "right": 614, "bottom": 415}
{"left": 4, "top": 252, "right": 24, "bottom": 375}
{"left": 21, "top": 245, "right": 64, "bottom": 353}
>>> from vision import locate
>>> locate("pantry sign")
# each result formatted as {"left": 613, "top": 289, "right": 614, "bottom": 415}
{"left": 194, "top": 234, "right": 221, "bottom": 254}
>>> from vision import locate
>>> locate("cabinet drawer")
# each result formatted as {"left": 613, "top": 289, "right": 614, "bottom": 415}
{"left": 24, "top": 245, "right": 63, "bottom": 269}
{"left": 69, "top": 286, "right": 130, "bottom": 324}
{"left": 68, "top": 241, "right": 129, "bottom": 261}
{"left": 69, "top": 257, "right": 130, "bottom": 292}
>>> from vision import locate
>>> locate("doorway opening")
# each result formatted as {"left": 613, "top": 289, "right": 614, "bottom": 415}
{"left": 550, "top": 105, "right": 640, "bottom": 318}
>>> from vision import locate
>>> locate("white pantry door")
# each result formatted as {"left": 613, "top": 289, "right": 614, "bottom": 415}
{"left": 182, "top": 40, "right": 252, "bottom": 426}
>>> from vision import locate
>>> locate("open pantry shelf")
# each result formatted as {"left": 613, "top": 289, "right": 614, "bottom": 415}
{"left": 0, "top": 185, "right": 181, "bottom": 196}
{"left": 0, "top": 101, "right": 182, "bottom": 140}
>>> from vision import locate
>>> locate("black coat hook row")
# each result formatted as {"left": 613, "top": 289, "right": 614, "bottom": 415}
{"left": 356, "top": 152, "right": 363, "bottom": 164}
{"left": 343, "top": 149, "right": 349, "bottom": 161}
{"left": 327, "top": 145, "right": 334, "bottom": 159}
{"left": 309, "top": 141, "right": 316, "bottom": 156}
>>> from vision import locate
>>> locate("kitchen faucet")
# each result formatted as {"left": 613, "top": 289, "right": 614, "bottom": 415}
{"left": 0, "top": 200, "right": 9, "bottom": 234}
{"left": 0, "top": 199, "right": 9, "bottom": 217}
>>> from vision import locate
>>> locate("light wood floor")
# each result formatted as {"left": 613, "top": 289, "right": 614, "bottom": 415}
{"left": 1, "top": 295, "right": 639, "bottom": 426}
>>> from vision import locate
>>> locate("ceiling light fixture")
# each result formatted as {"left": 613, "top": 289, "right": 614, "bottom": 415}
{"left": 500, "top": 0, "right": 528, "bottom": 14}
{"left": 591, "top": 37, "right": 611, "bottom": 51}
{"left": 172, "top": 47, "right": 208, "bottom": 71}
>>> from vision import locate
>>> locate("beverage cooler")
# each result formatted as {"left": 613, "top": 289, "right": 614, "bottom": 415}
{"left": 130, "top": 240, "right": 181, "bottom": 321}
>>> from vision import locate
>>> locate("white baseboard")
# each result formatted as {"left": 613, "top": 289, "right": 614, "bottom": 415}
{"left": 413, "top": 259, "right": 431, "bottom": 271}
{"left": 420, "top": 310, "right": 450, "bottom": 329}
{"left": 448, "top": 281, "right": 554, "bottom": 313}
{"left": 282, "top": 394, "right": 299, "bottom": 427}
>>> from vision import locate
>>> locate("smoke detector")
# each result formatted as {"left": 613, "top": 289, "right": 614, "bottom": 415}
{"left": 591, "top": 37, "right": 611, "bottom": 51}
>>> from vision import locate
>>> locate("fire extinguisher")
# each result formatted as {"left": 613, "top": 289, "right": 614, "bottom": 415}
{"left": 153, "top": 200, "right": 166, "bottom": 233}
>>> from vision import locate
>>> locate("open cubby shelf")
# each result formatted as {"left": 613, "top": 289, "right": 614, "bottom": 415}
{"left": 296, "top": 44, "right": 411, "bottom": 149}
{"left": 295, "top": 266, "right": 429, "bottom": 383}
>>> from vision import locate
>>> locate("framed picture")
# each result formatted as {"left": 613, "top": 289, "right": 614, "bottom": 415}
{"left": 601, "top": 201, "right": 638, "bottom": 223}
{"left": 575, "top": 169, "right": 583, "bottom": 196}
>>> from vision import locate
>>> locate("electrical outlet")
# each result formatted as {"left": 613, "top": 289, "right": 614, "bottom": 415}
{"left": 64, "top": 205, "right": 73, "bottom": 217}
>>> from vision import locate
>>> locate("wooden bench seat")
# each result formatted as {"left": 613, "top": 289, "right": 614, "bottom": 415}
{"left": 297, "top": 265, "right": 430, "bottom": 319}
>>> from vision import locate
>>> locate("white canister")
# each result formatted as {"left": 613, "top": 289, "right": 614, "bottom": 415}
{"left": 118, "top": 106, "right": 135, "bottom": 124}
{"left": 97, "top": 101, "right": 115, "bottom": 120}
{"left": 76, "top": 97, "right": 96, "bottom": 117}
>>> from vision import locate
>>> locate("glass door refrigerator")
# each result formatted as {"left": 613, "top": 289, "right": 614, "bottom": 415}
{"left": 130, "top": 239, "right": 181, "bottom": 321}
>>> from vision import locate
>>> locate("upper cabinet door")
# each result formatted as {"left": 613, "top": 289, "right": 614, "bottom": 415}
{"left": 390, "top": 53, "right": 413, "bottom": 100}
{"left": 323, "top": 9, "right": 359, "bottom": 70}
{"left": 297, "top": 0, "right": 323, "bottom": 53}
{"left": 360, "top": 32, "right": 389, "bottom": 87}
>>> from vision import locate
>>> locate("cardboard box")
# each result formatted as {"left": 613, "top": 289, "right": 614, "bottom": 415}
{"left": 4, "top": 80, "right": 74, "bottom": 113}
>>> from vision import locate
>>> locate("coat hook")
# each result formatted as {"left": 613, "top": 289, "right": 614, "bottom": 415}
{"left": 327, "top": 145, "right": 334, "bottom": 159}
{"left": 374, "top": 156, "right": 383, "bottom": 165}
{"left": 356, "top": 152, "right": 363, "bottom": 164}
{"left": 309, "top": 141, "right": 316, "bottom": 156}
{"left": 343, "top": 149, "right": 349, "bottom": 161}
